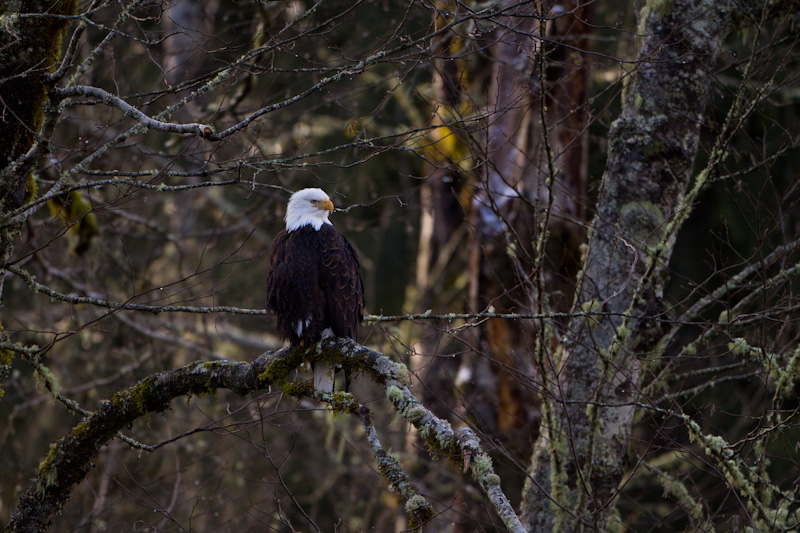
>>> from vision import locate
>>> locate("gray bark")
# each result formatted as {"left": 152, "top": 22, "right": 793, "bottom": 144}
{"left": 520, "top": 0, "right": 800, "bottom": 530}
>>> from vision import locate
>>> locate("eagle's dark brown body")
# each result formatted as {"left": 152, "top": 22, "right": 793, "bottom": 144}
{"left": 266, "top": 224, "right": 364, "bottom": 346}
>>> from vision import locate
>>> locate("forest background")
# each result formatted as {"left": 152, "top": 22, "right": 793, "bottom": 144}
{"left": 2, "top": 0, "right": 800, "bottom": 531}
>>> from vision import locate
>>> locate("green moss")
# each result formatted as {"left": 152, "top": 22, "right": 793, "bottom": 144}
{"left": 580, "top": 298, "right": 600, "bottom": 315}
{"left": 0, "top": 319, "right": 13, "bottom": 366}
{"left": 386, "top": 385, "right": 404, "bottom": 403}
{"left": 0, "top": 348, "right": 11, "bottom": 366}
{"left": 580, "top": 299, "right": 602, "bottom": 330}
{"left": 642, "top": 139, "right": 667, "bottom": 158}
{"left": 638, "top": 0, "right": 674, "bottom": 34}
{"left": 577, "top": 242, "right": 589, "bottom": 266}
{"left": 35, "top": 423, "right": 88, "bottom": 494}
{"left": 328, "top": 391, "right": 359, "bottom": 415}
{"left": 728, "top": 338, "right": 750, "bottom": 357}
{"left": 45, "top": 191, "right": 101, "bottom": 255}
{"left": 258, "top": 348, "right": 303, "bottom": 384}
{"left": 406, "top": 493, "right": 435, "bottom": 529}
{"left": 585, "top": 400, "right": 597, "bottom": 421}
{"left": 405, "top": 494, "right": 428, "bottom": 512}
{"left": 37, "top": 442, "right": 58, "bottom": 476}
{"left": 393, "top": 363, "right": 411, "bottom": 386}
{"left": 775, "top": 344, "right": 800, "bottom": 399}
{"left": 35, "top": 417, "right": 97, "bottom": 498}
{"left": 473, "top": 454, "right": 494, "bottom": 477}
{"left": 108, "top": 376, "right": 163, "bottom": 426}
{"left": 24, "top": 172, "right": 38, "bottom": 205}
{"left": 618, "top": 201, "right": 665, "bottom": 251}
{"left": 1, "top": 0, "right": 78, "bottom": 208}
{"left": 36, "top": 443, "right": 59, "bottom": 495}
{"left": 649, "top": 0, "right": 673, "bottom": 17}
{"left": 131, "top": 377, "right": 158, "bottom": 415}
{"left": 71, "top": 419, "right": 92, "bottom": 438}
{"left": 406, "top": 405, "right": 427, "bottom": 425}
{"left": 280, "top": 381, "right": 314, "bottom": 398}
{"left": 417, "top": 421, "right": 432, "bottom": 441}
{"left": 485, "top": 473, "right": 501, "bottom": 486}
{"left": 616, "top": 323, "right": 631, "bottom": 343}
{"left": 34, "top": 363, "right": 62, "bottom": 397}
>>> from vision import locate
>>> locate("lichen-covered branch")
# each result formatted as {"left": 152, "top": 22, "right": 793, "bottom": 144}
{"left": 355, "top": 403, "right": 435, "bottom": 529}
{"left": 5, "top": 264, "right": 266, "bottom": 316}
{"left": 6, "top": 349, "right": 283, "bottom": 532}
{"left": 8, "top": 263, "right": 648, "bottom": 324}
{"left": 287, "top": 337, "right": 526, "bottom": 530}
{"left": 379, "top": 366, "right": 527, "bottom": 531}
{"left": 275, "top": 382, "right": 436, "bottom": 530}
{"left": 7, "top": 338, "right": 524, "bottom": 532}
{"left": 0, "top": 0, "right": 80, "bottom": 398}
{"left": 638, "top": 457, "right": 711, "bottom": 530}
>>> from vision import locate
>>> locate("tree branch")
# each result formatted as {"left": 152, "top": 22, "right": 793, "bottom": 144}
{"left": 55, "top": 85, "right": 214, "bottom": 138}
{"left": 6, "top": 338, "right": 524, "bottom": 532}
{"left": 6, "top": 265, "right": 266, "bottom": 316}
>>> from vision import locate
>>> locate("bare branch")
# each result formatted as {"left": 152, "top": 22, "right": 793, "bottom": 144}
{"left": 56, "top": 85, "right": 214, "bottom": 138}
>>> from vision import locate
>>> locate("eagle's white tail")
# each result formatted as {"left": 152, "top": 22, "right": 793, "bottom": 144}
{"left": 313, "top": 364, "right": 335, "bottom": 392}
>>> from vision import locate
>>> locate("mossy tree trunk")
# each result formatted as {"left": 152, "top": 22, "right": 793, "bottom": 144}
{"left": 0, "top": 0, "right": 78, "bottom": 384}
{"left": 0, "top": 0, "right": 76, "bottom": 242}
{"left": 520, "top": 0, "right": 800, "bottom": 530}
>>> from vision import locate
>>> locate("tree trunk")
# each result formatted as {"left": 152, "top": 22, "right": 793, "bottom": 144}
{"left": 520, "top": 1, "right": 800, "bottom": 530}
{"left": 469, "top": 0, "right": 592, "bottom": 448}
{"left": 0, "top": 0, "right": 77, "bottom": 380}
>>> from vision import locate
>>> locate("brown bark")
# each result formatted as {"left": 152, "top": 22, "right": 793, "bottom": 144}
{"left": 469, "top": 0, "right": 593, "bottom": 450}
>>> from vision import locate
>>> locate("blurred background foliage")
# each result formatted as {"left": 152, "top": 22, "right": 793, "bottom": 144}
{"left": 1, "top": 0, "right": 800, "bottom": 531}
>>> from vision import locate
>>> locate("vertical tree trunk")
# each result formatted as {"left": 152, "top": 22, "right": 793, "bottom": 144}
{"left": 1, "top": 0, "right": 76, "bottom": 245}
{"left": 520, "top": 1, "right": 798, "bottom": 530}
{"left": 468, "top": 0, "right": 592, "bottom": 446}
{"left": 0, "top": 0, "right": 77, "bottom": 378}
{"left": 468, "top": 0, "right": 540, "bottom": 440}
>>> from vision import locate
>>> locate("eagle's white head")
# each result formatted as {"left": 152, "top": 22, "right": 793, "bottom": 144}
{"left": 285, "top": 188, "right": 335, "bottom": 232}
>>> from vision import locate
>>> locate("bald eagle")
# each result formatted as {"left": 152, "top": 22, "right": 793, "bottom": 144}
{"left": 266, "top": 188, "right": 364, "bottom": 391}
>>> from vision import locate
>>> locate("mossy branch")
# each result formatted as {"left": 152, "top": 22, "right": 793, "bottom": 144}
{"left": 357, "top": 402, "right": 435, "bottom": 529}
{"left": 301, "top": 339, "right": 525, "bottom": 532}
{"left": 7, "top": 338, "right": 524, "bottom": 532}
{"left": 5, "top": 264, "right": 267, "bottom": 316}
{"left": 6, "top": 349, "right": 280, "bottom": 532}
{"left": 684, "top": 417, "right": 771, "bottom": 526}
{"left": 7, "top": 264, "right": 657, "bottom": 324}
{"left": 378, "top": 368, "right": 526, "bottom": 530}
{"left": 272, "top": 382, "right": 435, "bottom": 529}
{"left": 639, "top": 457, "right": 710, "bottom": 528}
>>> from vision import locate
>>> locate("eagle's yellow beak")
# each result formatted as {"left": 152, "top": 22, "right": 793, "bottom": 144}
{"left": 321, "top": 198, "right": 334, "bottom": 213}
